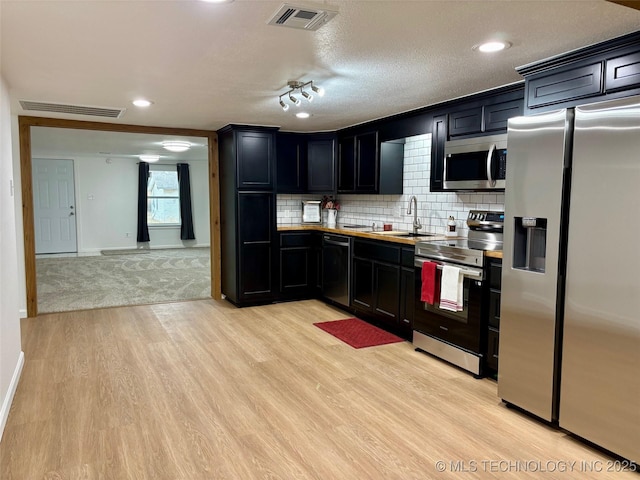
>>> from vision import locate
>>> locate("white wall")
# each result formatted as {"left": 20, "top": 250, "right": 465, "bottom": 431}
{"left": 63, "top": 156, "right": 210, "bottom": 254}
{"left": 0, "top": 75, "right": 25, "bottom": 442}
{"left": 277, "top": 133, "right": 504, "bottom": 237}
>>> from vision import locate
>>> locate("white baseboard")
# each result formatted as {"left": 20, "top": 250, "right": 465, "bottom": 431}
{"left": 0, "top": 351, "right": 24, "bottom": 443}
{"left": 19, "top": 308, "right": 27, "bottom": 318}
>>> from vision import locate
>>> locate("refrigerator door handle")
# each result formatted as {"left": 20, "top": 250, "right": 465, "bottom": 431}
{"left": 486, "top": 144, "right": 496, "bottom": 187}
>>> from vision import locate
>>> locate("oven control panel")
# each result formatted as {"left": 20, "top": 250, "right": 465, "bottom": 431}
{"left": 467, "top": 210, "right": 504, "bottom": 231}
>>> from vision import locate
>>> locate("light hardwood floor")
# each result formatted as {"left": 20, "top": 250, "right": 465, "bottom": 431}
{"left": 1, "top": 299, "right": 635, "bottom": 479}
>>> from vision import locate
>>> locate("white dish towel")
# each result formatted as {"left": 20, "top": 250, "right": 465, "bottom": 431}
{"left": 439, "top": 265, "right": 463, "bottom": 312}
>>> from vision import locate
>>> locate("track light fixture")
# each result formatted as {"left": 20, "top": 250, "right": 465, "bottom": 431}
{"left": 278, "top": 80, "right": 324, "bottom": 111}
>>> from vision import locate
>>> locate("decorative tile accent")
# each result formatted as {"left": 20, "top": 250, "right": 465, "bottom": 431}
{"left": 276, "top": 133, "right": 504, "bottom": 237}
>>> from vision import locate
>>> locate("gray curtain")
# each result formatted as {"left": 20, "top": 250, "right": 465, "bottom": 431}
{"left": 136, "top": 162, "right": 150, "bottom": 242}
{"left": 177, "top": 163, "right": 195, "bottom": 240}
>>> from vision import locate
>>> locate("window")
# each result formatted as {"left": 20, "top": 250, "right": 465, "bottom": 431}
{"left": 147, "top": 167, "right": 180, "bottom": 225}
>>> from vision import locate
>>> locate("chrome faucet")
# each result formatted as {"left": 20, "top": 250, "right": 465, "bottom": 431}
{"left": 407, "top": 195, "right": 422, "bottom": 235}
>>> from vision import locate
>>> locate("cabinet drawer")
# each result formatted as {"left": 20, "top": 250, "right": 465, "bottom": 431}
{"left": 354, "top": 239, "right": 401, "bottom": 264}
{"left": 606, "top": 51, "right": 640, "bottom": 92}
{"left": 280, "top": 232, "right": 313, "bottom": 247}
{"left": 527, "top": 62, "right": 603, "bottom": 108}
{"left": 401, "top": 247, "right": 414, "bottom": 268}
{"left": 489, "top": 261, "right": 502, "bottom": 289}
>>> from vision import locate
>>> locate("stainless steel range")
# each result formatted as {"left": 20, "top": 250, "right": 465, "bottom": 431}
{"left": 413, "top": 210, "right": 504, "bottom": 376}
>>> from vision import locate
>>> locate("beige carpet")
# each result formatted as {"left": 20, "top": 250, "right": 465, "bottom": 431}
{"left": 36, "top": 247, "right": 211, "bottom": 313}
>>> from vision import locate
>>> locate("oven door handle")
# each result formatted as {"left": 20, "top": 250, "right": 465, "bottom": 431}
{"left": 414, "top": 258, "right": 483, "bottom": 279}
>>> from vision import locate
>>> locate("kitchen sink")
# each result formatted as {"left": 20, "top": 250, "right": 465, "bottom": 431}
{"left": 367, "top": 230, "right": 437, "bottom": 238}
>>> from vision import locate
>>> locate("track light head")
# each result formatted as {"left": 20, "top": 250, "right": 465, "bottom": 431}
{"left": 289, "top": 93, "right": 301, "bottom": 106}
{"left": 311, "top": 83, "right": 325, "bottom": 97}
{"left": 279, "top": 98, "right": 289, "bottom": 111}
{"left": 301, "top": 90, "right": 313, "bottom": 102}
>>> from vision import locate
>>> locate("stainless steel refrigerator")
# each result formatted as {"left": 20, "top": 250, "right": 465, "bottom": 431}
{"left": 499, "top": 96, "right": 640, "bottom": 463}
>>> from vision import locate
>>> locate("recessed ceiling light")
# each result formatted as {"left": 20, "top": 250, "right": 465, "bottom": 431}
{"left": 296, "top": 112, "right": 310, "bottom": 119}
{"left": 162, "top": 140, "right": 191, "bottom": 152}
{"left": 132, "top": 99, "right": 153, "bottom": 107}
{"left": 139, "top": 154, "right": 160, "bottom": 163}
{"left": 475, "top": 41, "right": 511, "bottom": 53}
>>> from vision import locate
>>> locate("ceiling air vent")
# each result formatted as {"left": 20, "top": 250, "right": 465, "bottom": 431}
{"left": 19, "top": 100, "right": 125, "bottom": 119}
{"left": 267, "top": 3, "right": 338, "bottom": 31}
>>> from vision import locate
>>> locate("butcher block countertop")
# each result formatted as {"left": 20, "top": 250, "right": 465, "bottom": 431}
{"left": 277, "top": 224, "right": 455, "bottom": 246}
{"left": 279, "top": 225, "right": 504, "bottom": 259}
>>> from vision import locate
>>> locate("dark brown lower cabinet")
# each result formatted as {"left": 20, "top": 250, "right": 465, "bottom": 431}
{"left": 352, "top": 239, "right": 413, "bottom": 338}
{"left": 485, "top": 258, "right": 502, "bottom": 374}
{"left": 278, "top": 232, "right": 320, "bottom": 300}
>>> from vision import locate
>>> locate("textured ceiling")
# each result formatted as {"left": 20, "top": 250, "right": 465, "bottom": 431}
{"left": 2, "top": 0, "right": 640, "bottom": 135}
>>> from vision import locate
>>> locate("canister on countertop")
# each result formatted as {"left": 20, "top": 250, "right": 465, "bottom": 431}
{"left": 446, "top": 216, "right": 457, "bottom": 237}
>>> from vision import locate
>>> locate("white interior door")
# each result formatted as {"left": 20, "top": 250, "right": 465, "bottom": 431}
{"left": 33, "top": 158, "right": 78, "bottom": 254}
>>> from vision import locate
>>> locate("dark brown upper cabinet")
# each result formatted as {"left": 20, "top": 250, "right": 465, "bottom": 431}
{"left": 307, "top": 134, "right": 336, "bottom": 193}
{"left": 338, "top": 131, "right": 379, "bottom": 193}
{"left": 236, "top": 130, "right": 275, "bottom": 190}
{"left": 519, "top": 30, "right": 640, "bottom": 113}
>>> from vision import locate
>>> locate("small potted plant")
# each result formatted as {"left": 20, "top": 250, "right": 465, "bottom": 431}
{"left": 321, "top": 195, "right": 340, "bottom": 227}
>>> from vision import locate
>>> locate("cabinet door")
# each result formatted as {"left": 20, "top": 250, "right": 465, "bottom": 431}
{"left": 238, "top": 192, "right": 274, "bottom": 300}
{"left": 373, "top": 262, "right": 400, "bottom": 323}
{"left": 399, "top": 267, "right": 414, "bottom": 331}
{"left": 240, "top": 244, "right": 273, "bottom": 299}
{"left": 430, "top": 114, "right": 447, "bottom": 192}
{"left": 448, "top": 107, "right": 483, "bottom": 136}
{"left": 337, "top": 136, "right": 355, "bottom": 192}
{"left": 483, "top": 99, "right": 523, "bottom": 132}
{"left": 379, "top": 141, "right": 404, "bottom": 195}
{"left": 307, "top": 139, "right": 336, "bottom": 193}
{"left": 280, "top": 247, "right": 311, "bottom": 294}
{"left": 276, "top": 133, "right": 306, "bottom": 193}
{"left": 486, "top": 327, "right": 500, "bottom": 372}
{"left": 237, "top": 131, "right": 274, "bottom": 190}
{"left": 355, "top": 131, "right": 379, "bottom": 192}
{"left": 526, "top": 62, "right": 603, "bottom": 109}
{"left": 605, "top": 51, "right": 640, "bottom": 92}
{"left": 352, "top": 257, "right": 373, "bottom": 312}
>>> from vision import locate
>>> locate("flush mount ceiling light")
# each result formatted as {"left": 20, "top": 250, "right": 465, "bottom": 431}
{"left": 296, "top": 112, "right": 310, "bottom": 119}
{"left": 132, "top": 99, "right": 153, "bottom": 107}
{"left": 200, "top": 0, "right": 234, "bottom": 3}
{"left": 278, "top": 80, "right": 324, "bottom": 111}
{"left": 162, "top": 140, "right": 191, "bottom": 152}
{"left": 139, "top": 154, "right": 160, "bottom": 163}
{"left": 475, "top": 41, "right": 512, "bottom": 53}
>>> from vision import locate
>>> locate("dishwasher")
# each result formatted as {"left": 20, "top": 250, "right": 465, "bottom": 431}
{"left": 322, "top": 234, "right": 352, "bottom": 309}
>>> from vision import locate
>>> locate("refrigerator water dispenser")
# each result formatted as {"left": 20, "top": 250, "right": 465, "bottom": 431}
{"left": 513, "top": 217, "right": 547, "bottom": 272}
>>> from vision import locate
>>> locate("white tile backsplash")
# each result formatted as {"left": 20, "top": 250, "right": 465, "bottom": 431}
{"left": 276, "top": 133, "right": 504, "bottom": 237}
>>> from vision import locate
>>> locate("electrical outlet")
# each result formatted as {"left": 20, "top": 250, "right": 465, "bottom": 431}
{"left": 398, "top": 206, "right": 404, "bottom": 216}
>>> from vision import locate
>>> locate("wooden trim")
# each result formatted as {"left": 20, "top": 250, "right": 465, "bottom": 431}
{"left": 18, "top": 116, "right": 221, "bottom": 316}
{"left": 607, "top": 0, "right": 640, "bottom": 11}
{"left": 209, "top": 133, "right": 222, "bottom": 300}
{"left": 18, "top": 118, "right": 37, "bottom": 317}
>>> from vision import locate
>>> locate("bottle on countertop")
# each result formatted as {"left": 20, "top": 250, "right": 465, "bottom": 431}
{"left": 446, "top": 216, "right": 457, "bottom": 237}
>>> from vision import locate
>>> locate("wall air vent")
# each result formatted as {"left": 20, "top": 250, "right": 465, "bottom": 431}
{"left": 267, "top": 3, "right": 338, "bottom": 31}
{"left": 19, "top": 100, "right": 125, "bottom": 118}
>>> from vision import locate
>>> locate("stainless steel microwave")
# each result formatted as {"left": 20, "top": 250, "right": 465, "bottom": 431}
{"left": 443, "top": 133, "right": 507, "bottom": 191}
